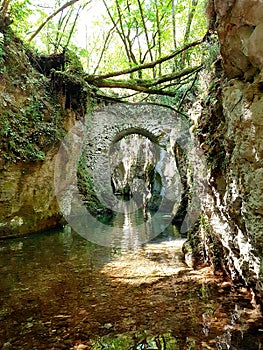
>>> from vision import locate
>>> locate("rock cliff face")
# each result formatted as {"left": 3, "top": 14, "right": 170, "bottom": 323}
{"left": 0, "top": 31, "right": 87, "bottom": 237}
{"left": 210, "top": 0, "right": 263, "bottom": 80}
{"left": 109, "top": 134, "right": 157, "bottom": 198}
{"left": 0, "top": 153, "right": 62, "bottom": 237}
{"left": 198, "top": 0, "right": 263, "bottom": 296}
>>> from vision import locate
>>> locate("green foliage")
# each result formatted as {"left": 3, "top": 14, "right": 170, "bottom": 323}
{"left": 3, "top": 0, "right": 213, "bottom": 110}
{"left": 0, "top": 96, "right": 63, "bottom": 162}
{"left": 203, "top": 35, "right": 220, "bottom": 69}
{"left": 9, "top": 0, "right": 33, "bottom": 36}
{"left": 90, "top": 332, "right": 179, "bottom": 349}
{"left": 7, "top": 0, "right": 209, "bottom": 73}
{"left": 0, "top": 31, "right": 65, "bottom": 163}
{"left": 92, "top": 0, "right": 207, "bottom": 76}
{"left": 65, "top": 46, "right": 84, "bottom": 72}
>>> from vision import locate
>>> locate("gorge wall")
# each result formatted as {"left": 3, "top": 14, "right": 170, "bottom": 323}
{"left": 197, "top": 0, "right": 263, "bottom": 297}
{"left": 0, "top": 31, "right": 88, "bottom": 237}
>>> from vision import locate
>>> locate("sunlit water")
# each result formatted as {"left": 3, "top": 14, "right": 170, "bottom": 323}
{"left": 0, "top": 203, "right": 262, "bottom": 349}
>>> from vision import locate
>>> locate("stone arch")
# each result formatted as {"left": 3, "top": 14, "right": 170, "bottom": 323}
{"left": 54, "top": 102, "right": 207, "bottom": 244}
{"left": 83, "top": 103, "right": 181, "bottom": 213}
{"left": 85, "top": 103, "right": 178, "bottom": 169}
{"left": 111, "top": 127, "right": 159, "bottom": 146}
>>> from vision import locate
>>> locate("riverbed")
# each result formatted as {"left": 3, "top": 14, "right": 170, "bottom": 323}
{"left": 0, "top": 206, "right": 262, "bottom": 349}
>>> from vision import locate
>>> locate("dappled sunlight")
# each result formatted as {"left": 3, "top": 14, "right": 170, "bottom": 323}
{"left": 0, "top": 228, "right": 262, "bottom": 349}
{"left": 101, "top": 239, "right": 189, "bottom": 285}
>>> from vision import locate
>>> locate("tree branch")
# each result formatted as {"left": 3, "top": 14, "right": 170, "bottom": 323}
{"left": 181, "top": 0, "right": 199, "bottom": 66}
{"left": 137, "top": 0, "right": 154, "bottom": 68}
{"left": 102, "top": 0, "right": 133, "bottom": 66}
{"left": 86, "top": 63, "right": 201, "bottom": 91}
{"left": 143, "top": 65, "right": 202, "bottom": 87}
{"left": 0, "top": 0, "right": 11, "bottom": 28}
{"left": 28, "top": 0, "right": 82, "bottom": 42}
{"left": 0, "top": 0, "right": 10, "bottom": 19}
{"left": 88, "top": 35, "right": 206, "bottom": 81}
{"left": 92, "top": 26, "right": 115, "bottom": 75}
{"left": 178, "top": 71, "right": 198, "bottom": 110}
{"left": 92, "top": 79, "right": 179, "bottom": 97}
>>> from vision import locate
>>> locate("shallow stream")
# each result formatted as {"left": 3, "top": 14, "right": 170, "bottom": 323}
{"left": 0, "top": 204, "right": 262, "bottom": 349}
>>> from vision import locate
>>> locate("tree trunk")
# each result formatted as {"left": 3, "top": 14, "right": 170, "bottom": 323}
{"left": 181, "top": 0, "right": 199, "bottom": 66}
{"left": 0, "top": 0, "right": 11, "bottom": 29}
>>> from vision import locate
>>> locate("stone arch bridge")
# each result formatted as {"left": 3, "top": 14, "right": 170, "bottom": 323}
{"left": 85, "top": 103, "right": 180, "bottom": 159}
{"left": 83, "top": 103, "right": 190, "bottom": 213}
{"left": 55, "top": 102, "right": 206, "bottom": 244}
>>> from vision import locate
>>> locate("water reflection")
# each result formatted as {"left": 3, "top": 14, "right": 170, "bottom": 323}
{"left": 68, "top": 196, "right": 175, "bottom": 248}
{"left": 113, "top": 199, "right": 154, "bottom": 252}
{"left": 0, "top": 215, "right": 262, "bottom": 349}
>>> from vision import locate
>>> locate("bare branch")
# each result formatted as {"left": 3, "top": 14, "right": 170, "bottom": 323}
{"left": 181, "top": 0, "right": 199, "bottom": 66}
{"left": 54, "top": 6, "right": 74, "bottom": 52}
{"left": 137, "top": 0, "right": 154, "bottom": 66}
{"left": 172, "top": 0, "right": 177, "bottom": 50}
{"left": 102, "top": 0, "right": 133, "bottom": 66}
{"left": 0, "top": 0, "right": 10, "bottom": 18}
{"left": 64, "top": 2, "right": 87, "bottom": 49}
{"left": 144, "top": 65, "right": 202, "bottom": 87}
{"left": 184, "top": 0, "right": 199, "bottom": 45}
{"left": 154, "top": 0, "right": 161, "bottom": 76}
{"left": 0, "top": 0, "right": 11, "bottom": 28}
{"left": 178, "top": 71, "right": 198, "bottom": 110}
{"left": 92, "top": 26, "right": 115, "bottom": 75}
{"left": 28, "top": 0, "right": 82, "bottom": 42}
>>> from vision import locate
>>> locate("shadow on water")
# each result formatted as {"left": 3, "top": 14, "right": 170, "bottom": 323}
{"left": 0, "top": 205, "right": 262, "bottom": 349}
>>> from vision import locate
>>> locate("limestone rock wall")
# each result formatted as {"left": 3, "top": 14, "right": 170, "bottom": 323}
{"left": 0, "top": 151, "right": 62, "bottom": 237}
{"left": 211, "top": 0, "right": 263, "bottom": 80}
{"left": 0, "top": 32, "right": 88, "bottom": 238}
{"left": 200, "top": 0, "right": 263, "bottom": 296}
{"left": 109, "top": 134, "right": 158, "bottom": 197}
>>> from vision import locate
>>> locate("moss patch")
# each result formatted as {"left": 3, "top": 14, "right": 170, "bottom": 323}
{"left": 0, "top": 29, "right": 65, "bottom": 163}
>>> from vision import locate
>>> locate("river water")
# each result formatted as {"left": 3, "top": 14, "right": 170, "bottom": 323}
{"left": 0, "top": 204, "right": 262, "bottom": 349}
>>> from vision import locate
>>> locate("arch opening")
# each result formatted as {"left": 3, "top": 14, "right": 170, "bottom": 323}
{"left": 109, "top": 133, "right": 163, "bottom": 212}
{"left": 111, "top": 127, "right": 161, "bottom": 147}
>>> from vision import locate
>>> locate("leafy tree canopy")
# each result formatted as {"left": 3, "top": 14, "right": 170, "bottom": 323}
{"left": 0, "top": 0, "right": 218, "bottom": 109}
